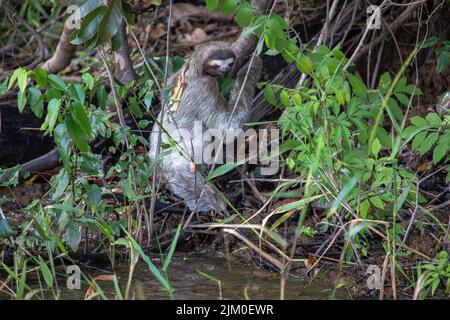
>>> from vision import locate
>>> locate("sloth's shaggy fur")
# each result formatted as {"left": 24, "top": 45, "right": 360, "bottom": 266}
{"left": 149, "top": 41, "right": 262, "bottom": 213}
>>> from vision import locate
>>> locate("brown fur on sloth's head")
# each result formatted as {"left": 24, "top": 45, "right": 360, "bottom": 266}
{"left": 187, "top": 41, "right": 236, "bottom": 78}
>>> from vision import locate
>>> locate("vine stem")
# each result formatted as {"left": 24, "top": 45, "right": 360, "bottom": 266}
{"left": 97, "top": 48, "right": 130, "bottom": 149}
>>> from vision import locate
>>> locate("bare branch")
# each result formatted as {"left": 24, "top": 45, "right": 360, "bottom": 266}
{"left": 42, "top": 19, "right": 76, "bottom": 74}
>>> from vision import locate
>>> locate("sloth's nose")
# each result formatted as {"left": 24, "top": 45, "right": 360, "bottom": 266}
{"left": 219, "top": 65, "right": 230, "bottom": 74}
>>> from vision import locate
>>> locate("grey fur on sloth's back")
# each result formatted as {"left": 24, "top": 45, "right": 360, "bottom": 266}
{"left": 148, "top": 41, "right": 262, "bottom": 213}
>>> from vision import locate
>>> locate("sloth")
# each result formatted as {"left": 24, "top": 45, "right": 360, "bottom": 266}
{"left": 148, "top": 41, "right": 262, "bottom": 214}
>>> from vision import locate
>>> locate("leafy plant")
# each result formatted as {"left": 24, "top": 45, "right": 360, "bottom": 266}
{"left": 419, "top": 251, "right": 450, "bottom": 296}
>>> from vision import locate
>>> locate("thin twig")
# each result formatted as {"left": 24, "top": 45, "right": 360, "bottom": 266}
{"left": 342, "top": 0, "right": 388, "bottom": 74}
{"left": 97, "top": 49, "right": 130, "bottom": 148}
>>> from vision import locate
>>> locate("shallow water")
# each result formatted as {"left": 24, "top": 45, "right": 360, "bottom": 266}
{"left": 57, "top": 253, "right": 344, "bottom": 300}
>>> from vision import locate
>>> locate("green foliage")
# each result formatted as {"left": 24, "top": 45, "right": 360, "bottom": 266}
{"left": 207, "top": 0, "right": 256, "bottom": 29}
{"left": 255, "top": 27, "right": 448, "bottom": 227}
{"left": 5, "top": 63, "right": 161, "bottom": 254}
{"left": 404, "top": 113, "right": 450, "bottom": 165}
{"left": 0, "top": 28, "right": 187, "bottom": 295}
{"left": 420, "top": 36, "right": 450, "bottom": 73}
{"left": 0, "top": 217, "right": 15, "bottom": 239}
{"left": 70, "top": 0, "right": 133, "bottom": 50}
{"left": 419, "top": 251, "right": 450, "bottom": 296}
{"left": 1, "top": 0, "right": 448, "bottom": 300}
{"left": 254, "top": 13, "right": 448, "bottom": 294}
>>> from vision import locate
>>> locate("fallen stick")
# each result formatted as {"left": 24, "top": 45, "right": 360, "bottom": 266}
{"left": 0, "top": 148, "right": 59, "bottom": 184}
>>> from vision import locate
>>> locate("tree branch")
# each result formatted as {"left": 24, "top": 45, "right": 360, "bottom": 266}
{"left": 41, "top": 19, "right": 76, "bottom": 74}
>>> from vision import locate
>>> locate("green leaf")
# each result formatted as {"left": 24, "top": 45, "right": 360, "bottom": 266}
{"left": 110, "top": 28, "right": 123, "bottom": 51}
{"left": 17, "top": 91, "right": 27, "bottom": 113}
{"left": 162, "top": 224, "right": 182, "bottom": 273}
{"left": 7, "top": 68, "right": 21, "bottom": 91}
{"left": 371, "top": 138, "right": 382, "bottom": 156}
{"left": 395, "top": 187, "right": 410, "bottom": 212}
{"left": 296, "top": 54, "right": 313, "bottom": 74}
{"left": 128, "top": 96, "right": 143, "bottom": 118}
{"left": 419, "top": 132, "right": 438, "bottom": 156}
{"left": 208, "top": 159, "right": 246, "bottom": 180}
{"left": 403, "top": 125, "right": 418, "bottom": 140}
{"left": 328, "top": 173, "right": 362, "bottom": 217}
{"left": 63, "top": 222, "right": 82, "bottom": 251}
{"left": 97, "top": 85, "right": 107, "bottom": 109}
{"left": 235, "top": 3, "right": 252, "bottom": 28}
{"left": 279, "top": 89, "right": 290, "bottom": 108}
{"left": 0, "top": 218, "right": 15, "bottom": 239}
{"left": 347, "top": 73, "right": 367, "bottom": 97}
{"left": 360, "top": 200, "right": 370, "bottom": 219}
{"left": 425, "top": 112, "right": 442, "bottom": 126}
{"left": 334, "top": 88, "right": 345, "bottom": 106}
{"left": 122, "top": 228, "right": 172, "bottom": 293}
{"left": 432, "top": 142, "right": 447, "bottom": 164}
{"left": 379, "top": 72, "right": 392, "bottom": 92}
{"left": 65, "top": 115, "right": 90, "bottom": 153}
{"left": 138, "top": 120, "right": 150, "bottom": 129}
{"left": 41, "top": 98, "right": 61, "bottom": 134}
{"left": 395, "top": 92, "right": 411, "bottom": 106}
{"left": 17, "top": 68, "right": 28, "bottom": 93}
{"left": 82, "top": 73, "right": 94, "bottom": 90}
{"left": 125, "top": 169, "right": 133, "bottom": 200}
{"left": 34, "top": 68, "right": 48, "bottom": 87}
{"left": 402, "top": 84, "right": 421, "bottom": 95}
{"left": 86, "top": 184, "right": 102, "bottom": 207}
{"left": 98, "top": 219, "right": 115, "bottom": 242}
{"left": 419, "top": 36, "right": 438, "bottom": 49}
{"left": 376, "top": 127, "right": 392, "bottom": 149}
{"left": 275, "top": 194, "right": 324, "bottom": 213}
{"left": 28, "top": 86, "right": 44, "bottom": 118}
{"left": 206, "top": 0, "right": 219, "bottom": 12}
{"left": 431, "top": 278, "right": 440, "bottom": 295}
{"left": 96, "top": 0, "right": 123, "bottom": 46}
{"left": 345, "top": 221, "right": 376, "bottom": 239}
{"left": 411, "top": 131, "right": 427, "bottom": 150}
{"left": 47, "top": 74, "right": 67, "bottom": 91}
{"left": 292, "top": 92, "right": 301, "bottom": 106}
{"left": 264, "top": 85, "right": 276, "bottom": 106}
{"left": 37, "top": 256, "right": 53, "bottom": 288}
{"left": 54, "top": 124, "right": 71, "bottom": 173}
{"left": 72, "top": 5, "right": 106, "bottom": 45}
{"left": 144, "top": 91, "right": 153, "bottom": 110}
{"left": 69, "top": 84, "right": 85, "bottom": 104}
{"left": 370, "top": 196, "right": 384, "bottom": 209}
{"left": 71, "top": 101, "right": 92, "bottom": 136}
{"left": 342, "top": 81, "right": 351, "bottom": 103}
{"left": 32, "top": 216, "right": 51, "bottom": 241}
{"left": 387, "top": 97, "right": 403, "bottom": 123}
{"left": 218, "top": 0, "right": 237, "bottom": 15}
{"left": 79, "top": 0, "right": 103, "bottom": 18}
{"left": 437, "top": 49, "right": 449, "bottom": 73}
{"left": 52, "top": 170, "right": 69, "bottom": 202}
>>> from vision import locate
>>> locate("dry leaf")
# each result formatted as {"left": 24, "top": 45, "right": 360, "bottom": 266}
{"left": 84, "top": 274, "right": 116, "bottom": 300}
{"left": 150, "top": 24, "right": 166, "bottom": 40}
{"left": 416, "top": 162, "right": 430, "bottom": 174}
{"left": 169, "top": 3, "right": 205, "bottom": 26}
{"left": 188, "top": 28, "right": 208, "bottom": 43}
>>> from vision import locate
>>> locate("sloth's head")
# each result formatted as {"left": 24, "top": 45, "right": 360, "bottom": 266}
{"left": 190, "top": 42, "right": 236, "bottom": 78}
{"left": 203, "top": 49, "right": 236, "bottom": 77}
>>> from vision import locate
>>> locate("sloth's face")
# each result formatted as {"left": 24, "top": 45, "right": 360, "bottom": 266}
{"left": 204, "top": 49, "right": 236, "bottom": 78}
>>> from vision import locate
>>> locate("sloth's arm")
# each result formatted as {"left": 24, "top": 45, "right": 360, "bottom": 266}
{"left": 228, "top": 56, "right": 262, "bottom": 110}
{"left": 202, "top": 57, "right": 262, "bottom": 131}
